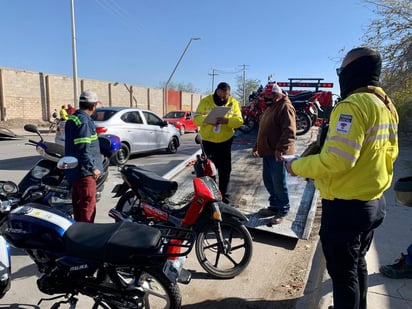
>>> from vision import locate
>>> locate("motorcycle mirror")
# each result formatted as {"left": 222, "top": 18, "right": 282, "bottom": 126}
{"left": 195, "top": 134, "right": 202, "bottom": 145}
{"left": 24, "top": 124, "right": 40, "bottom": 134}
{"left": 57, "top": 156, "right": 78, "bottom": 170}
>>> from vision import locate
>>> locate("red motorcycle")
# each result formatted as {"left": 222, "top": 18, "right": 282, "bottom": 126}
{"left": 109, "top": 165, "right": 253, "bottom": 279}
{"left": 239, "top": 83, "right": 318, "bottom": 135}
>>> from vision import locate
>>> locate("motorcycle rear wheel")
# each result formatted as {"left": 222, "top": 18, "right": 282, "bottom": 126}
{"left": 238, "top": 119, "right": 256, "bottom": 133}
{"left": 195, "top": 217, "right": 253, "bottom": 279}
{"left": 115, "top": 190, "right": 147, "bottom": 223}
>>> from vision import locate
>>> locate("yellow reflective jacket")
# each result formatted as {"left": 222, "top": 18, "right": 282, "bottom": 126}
{"left": 292, "top": 86, "right": 399, "bottom": 201}
{"left": 194, "top": 94, "right": 243, "bottom": 143}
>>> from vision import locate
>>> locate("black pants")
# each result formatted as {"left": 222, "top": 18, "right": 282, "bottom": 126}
{"left": 320, "top": 197, "right": 386, "bottom": 309}
{"left": 202, "top": 138, "right": 233, "bottom": 197}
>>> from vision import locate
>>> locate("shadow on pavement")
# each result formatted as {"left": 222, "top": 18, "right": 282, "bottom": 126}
{"left": 182, "top": 297, "right": 298, "bottom": 309}
{"left": 0, "top": 156, "right": 41, "bottom": 171}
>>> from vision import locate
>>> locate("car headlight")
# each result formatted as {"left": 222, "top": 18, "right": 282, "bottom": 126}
{"left": 31, "top": 165, "right": 51, "bottom": 179}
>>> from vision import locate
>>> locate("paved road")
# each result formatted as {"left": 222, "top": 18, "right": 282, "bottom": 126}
{"left": 0, "top": 129, "right": 314, "bottom": 308}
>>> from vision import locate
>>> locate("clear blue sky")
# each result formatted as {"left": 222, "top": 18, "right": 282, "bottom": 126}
{"left": 0, "top": 0, "right": 375, "bottom": 97}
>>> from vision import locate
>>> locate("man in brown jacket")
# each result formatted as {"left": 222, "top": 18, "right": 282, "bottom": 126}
{"left": 252, "top": 83, "right": 296, "bottom": 224}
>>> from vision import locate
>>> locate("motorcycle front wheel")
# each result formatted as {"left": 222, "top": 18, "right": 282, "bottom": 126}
{"left": 195, "top": 217, "right": 253, "bottom": 279}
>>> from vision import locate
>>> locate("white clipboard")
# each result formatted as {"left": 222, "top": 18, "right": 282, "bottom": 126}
{"left": 203, "top": 106, "right": 231, "bottom": 124}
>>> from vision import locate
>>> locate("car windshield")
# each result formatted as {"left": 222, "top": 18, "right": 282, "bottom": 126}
{"left": 164, "top": 111, "right": 185, "bottom": 118}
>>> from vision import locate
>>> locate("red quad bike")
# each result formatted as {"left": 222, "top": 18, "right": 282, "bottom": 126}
{"left": 109, "top": 144, "right": 253, "bottom": 279}
{"left": 239, "top": 78, "right": 335, "bottom": 135}
{"left": 239, "top": 86, "right": 266, "bottom": 133}
{"left": 277, "top": 77, "right": 336, "bottom": 125}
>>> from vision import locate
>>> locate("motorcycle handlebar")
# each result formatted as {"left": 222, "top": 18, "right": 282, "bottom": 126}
{"left": 22, "top": 184, "right": 69, "bottom": 200}
{"left": 27, "top": 140, "right": 38, "bottom": 145}
{"left": 44, "top": 185, "right": 70, "bottom": 195}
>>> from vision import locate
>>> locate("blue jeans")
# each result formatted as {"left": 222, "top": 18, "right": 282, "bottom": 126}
{"left": 262, "top": 156, "right": 290, "bottom": 215}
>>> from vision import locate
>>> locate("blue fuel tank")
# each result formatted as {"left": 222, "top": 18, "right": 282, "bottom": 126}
{"left": 1, "top": 204, "right": 74, "bottom": 250}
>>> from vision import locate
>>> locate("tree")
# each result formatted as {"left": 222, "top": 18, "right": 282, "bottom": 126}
{"left": 362, "top": 0, "right": 412, "bottom": 133}
{"left": 362, "top": 0, "right": 412, "bottom": 97}
{"left": 159, "top": 81, "right": 201, "bottom": 93}
{"left": 233, "top": 75, "right": 262, "bottom": 106}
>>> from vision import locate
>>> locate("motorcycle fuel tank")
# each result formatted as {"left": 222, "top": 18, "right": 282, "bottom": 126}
{"left": 1, "top": 204, "right": 74, "bottom": 250}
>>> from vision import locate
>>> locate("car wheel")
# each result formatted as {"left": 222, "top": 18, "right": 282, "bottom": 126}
{"left": 110, "top": 142, "right": 130, "bottom": 165}
{"left": 179, "top": 125, "right": 185, "bottom": 135}
{"left": 167, "top": 137, "right": 178, "bottom": 154}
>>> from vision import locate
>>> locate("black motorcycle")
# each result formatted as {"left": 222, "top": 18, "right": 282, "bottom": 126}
{"left": 0, "top": 203, "right": 194, "bottom": 308}
{"left": 0, "top": 124, "right": 121, "bottom": 217}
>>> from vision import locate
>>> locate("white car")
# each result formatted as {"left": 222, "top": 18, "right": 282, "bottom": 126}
{"left": 55, "top": 107, "right": 181, "bottom": 165}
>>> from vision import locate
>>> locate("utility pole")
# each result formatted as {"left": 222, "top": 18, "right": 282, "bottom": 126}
{"left": 208, "top": 68, "right": 219, "bottom": 92}
{"left": 70, "top": 0, "right": 79, "bottom": 107}
{"left": 238, "top": 64, "right": 249, "bottom": 106}
{"left": 164, "top": 37, "right": 200, "bottom": 116}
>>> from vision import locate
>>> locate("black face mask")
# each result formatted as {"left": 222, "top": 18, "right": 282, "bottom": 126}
{"left": 213, "top": 92, "right": 228, "bottom": 106}
{"left": 264, "top": 99, "right": 274, "bottom": 105}
{"left": 339, "top": 54, "right": 381, "bottom": 99}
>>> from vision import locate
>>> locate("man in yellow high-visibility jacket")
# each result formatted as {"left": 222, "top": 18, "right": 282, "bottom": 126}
{"left": 286, "top": 47, "right": 399, "bottom": 309}
{"left": 194, "top": 82, "right": 243, "bottom": 203}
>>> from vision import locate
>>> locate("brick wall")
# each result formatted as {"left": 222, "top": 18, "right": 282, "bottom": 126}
{"left": 0, "top": 67, "right": 205, "bottom": 126}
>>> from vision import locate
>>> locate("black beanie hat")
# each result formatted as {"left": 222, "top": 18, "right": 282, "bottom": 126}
{"left": 338, "top": 47, "right": 382, "bottom": 99}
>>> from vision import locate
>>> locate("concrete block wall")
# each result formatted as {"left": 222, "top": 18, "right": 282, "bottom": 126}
{"left": 0, "top": 67, "right": 205, "bottom": 125}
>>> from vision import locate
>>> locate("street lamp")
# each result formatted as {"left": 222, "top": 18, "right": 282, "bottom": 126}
{"left": 164, "top": 37, "right": 200, "bottom": 115}
{"left": 70, "top": 0, "right": 79, "bottom": 107}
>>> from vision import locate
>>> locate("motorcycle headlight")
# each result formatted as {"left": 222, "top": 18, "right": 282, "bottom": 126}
{"left": 1, "top": 181, "right": 18, "bottom": 194}
{"left": 31, "top": 165, "right": 51, "bottom": 179}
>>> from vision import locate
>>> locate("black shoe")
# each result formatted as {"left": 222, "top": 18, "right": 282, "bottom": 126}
{"left": 270, "top": 213, "right": 287, "bottom": 225}
{"left": 257, "top": 207, "right": 278, "bottom": 217}
{"left": 379, "top": 253, "right": 412, "bottom": 279}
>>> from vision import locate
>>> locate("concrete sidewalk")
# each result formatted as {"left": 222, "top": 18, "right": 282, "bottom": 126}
{"left": 298, "top": 134, "right": 412, "bottom": 309}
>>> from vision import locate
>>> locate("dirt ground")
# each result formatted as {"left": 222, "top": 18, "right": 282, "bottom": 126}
{"left": 179, "top": 133, "right": 411, "bottom": 309}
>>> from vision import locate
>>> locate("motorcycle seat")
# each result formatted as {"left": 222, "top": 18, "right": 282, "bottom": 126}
{"left": 292, "top": 100, "right": 310, "bottom": 109}
{"left": 122, "top": 165, "right": 178, "bottom": 201}
{"left": 63, "top": 221, "right": 163, "bottom": 264}
{"left": 288, "top": 91, "right": 314, "bottom": 101}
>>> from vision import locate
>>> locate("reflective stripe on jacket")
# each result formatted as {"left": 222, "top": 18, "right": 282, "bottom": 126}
{"left": 194, "top": 94, "right": 243, "bottom": 143}
{"left": 292, "top": 86, "right": 399, "bottom": 200}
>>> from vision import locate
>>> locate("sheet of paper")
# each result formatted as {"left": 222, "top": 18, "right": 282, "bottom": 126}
{"left": 203, "top": 106, "right": 231, "bottom": 124}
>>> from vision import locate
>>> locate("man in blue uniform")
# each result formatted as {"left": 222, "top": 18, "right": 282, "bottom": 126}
{"left": 64, "top": 90, "right": 102, "bottom": 223}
